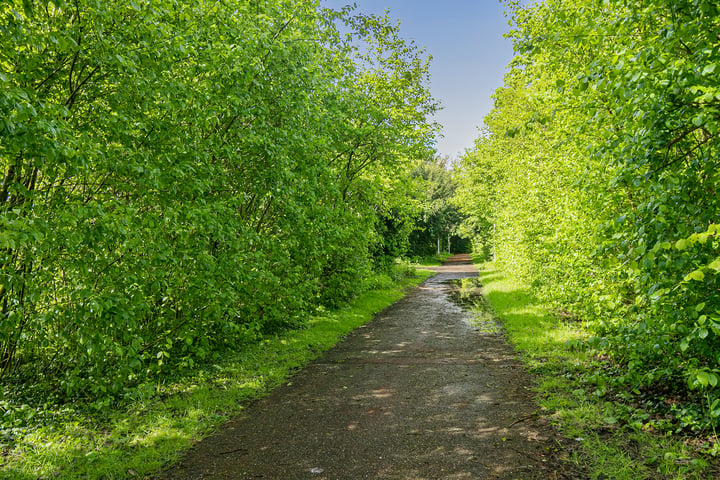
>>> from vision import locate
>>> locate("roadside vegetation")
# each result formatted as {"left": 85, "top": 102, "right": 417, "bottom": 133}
{"left": 1, "top": 266, "right": 432, "bottom": 479}
{"left": 9, "top": 0, "right": 719, "bottom": 477}
{"left": 476, "top": 260, "right": 718, "bottom": 479}
{"left": 410, "top": 253, "right": 453, "bottom": 267}
{"left": 407, "top": 158, "right": 469, "bottom": 258}
{"left": 456, "top": 0, "right": 720, "bottom": 477}
{"left": 0, "top": 0, "right": 452, "bottom": 476}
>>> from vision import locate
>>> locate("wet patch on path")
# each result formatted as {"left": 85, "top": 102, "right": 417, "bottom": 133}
{"left": 157, "top": 254, "right": 580, "bottom": 479}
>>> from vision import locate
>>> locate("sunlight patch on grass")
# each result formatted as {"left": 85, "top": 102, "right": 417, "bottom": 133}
{"left": 476, "top": 261, "right": 715, "bottom": 480}
{"left": 412, "top": 252, "right": 453, "bottom": 267}
{"left": 1, "top": 268, "right": 433, "bottom": 480}
{"left": 478, "top": 266, "right": 584, "bottom": 363}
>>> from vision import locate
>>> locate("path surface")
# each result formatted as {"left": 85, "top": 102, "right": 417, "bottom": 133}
{"left": 158, "top": 255, "right": 573, "bottom": 479}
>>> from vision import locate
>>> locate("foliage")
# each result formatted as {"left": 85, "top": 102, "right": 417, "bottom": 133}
{"left": 0, "top": 0, "right": 436, "bottom": 412}
{"left": 477, "top": 262, "right": 717, "bottom": 480}
{"left": 407, "top": 157, "right": 468, "bottom": 256}
{"left": 0, "top": 266, "right": 432, "bottom": 479}
{"left": 455, "top": 0, "right": 720, "bottom": 432}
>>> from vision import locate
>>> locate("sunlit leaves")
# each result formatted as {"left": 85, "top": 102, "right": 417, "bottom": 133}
{"left": 456, "top": 0, "right": 720, "bottom": 429}
{"left": 0, "top": 0, "right": 435, "bottom": 405}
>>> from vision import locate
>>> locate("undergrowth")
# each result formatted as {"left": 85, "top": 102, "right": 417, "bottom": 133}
{"left": 476, "top": 259, "right": 720, "bottom": 480}
{"left": 0, "top": 267, "right": 433, "bottom": 479}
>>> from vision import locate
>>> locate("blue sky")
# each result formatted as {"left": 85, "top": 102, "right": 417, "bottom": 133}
{"left": 321, "top": 0, "right": 519, "bottom": 159}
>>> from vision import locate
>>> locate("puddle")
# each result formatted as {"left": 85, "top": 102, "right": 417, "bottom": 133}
{"left": 444, "top": 278, "right": 502, "bottom": 334}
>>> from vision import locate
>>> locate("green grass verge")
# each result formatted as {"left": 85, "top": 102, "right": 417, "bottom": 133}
{"left": 476, "top": 260, "right": 717, "bottom": 480}
{"left": 1, "top": 268, "right": 434, "bottom": 480}
{"left": 411, "top": 252, "right": 454, "bottom": 267}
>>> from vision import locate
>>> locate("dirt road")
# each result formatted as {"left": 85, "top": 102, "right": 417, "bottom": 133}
{"left": 158, "top": 255, "right": 575, "bottom": 479}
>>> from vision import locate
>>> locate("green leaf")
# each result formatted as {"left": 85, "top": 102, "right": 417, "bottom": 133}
{"left": 684, "top": 269, "right": 705, "bottom": 282}
{"left": 21, "top": 0, "right": 34, "bottom": 17}
{"left": 675, "top": 238, "right": 689, "bottom": 250}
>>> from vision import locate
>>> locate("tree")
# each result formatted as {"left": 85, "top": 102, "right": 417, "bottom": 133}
{"left": 408, "top": 157, "right": 467, "bottom": 257}
{"left": 0, "top": 0, "right": 437, "bottom": 403}
{"left": 454, "top": 0, "right": 720, "bottom": 429}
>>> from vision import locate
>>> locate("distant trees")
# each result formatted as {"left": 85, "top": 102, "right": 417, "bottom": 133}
{"left": 456, "top": 0, "right": 720, "bottom": 430}
{"left": 407, "top": 158, "right": 468, "bottom": 257}
{"left": 0, "top": 0, "right": 436, "bottom": 405}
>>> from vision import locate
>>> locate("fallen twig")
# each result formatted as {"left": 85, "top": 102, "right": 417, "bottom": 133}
{"left": 507, "top": 412, "right": 539, "bottom": 428}
{"left": 219, "top": 447, "right": 247, "bottom": 455}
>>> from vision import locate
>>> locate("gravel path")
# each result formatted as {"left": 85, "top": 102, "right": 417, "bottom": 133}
{"left": 158, "top": 255, "right": 575, "bottom": 479}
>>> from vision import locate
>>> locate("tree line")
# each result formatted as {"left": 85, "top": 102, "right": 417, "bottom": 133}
{"left": 0, "top": 0, "right": 441, "bottom": 407}
{"left": 456, "top": 0, "right": 720, "bottom": 431}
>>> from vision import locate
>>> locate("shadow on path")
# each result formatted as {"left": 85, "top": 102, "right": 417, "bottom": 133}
{"left": 158, "top": 254, "right": 576, "bottom": 479}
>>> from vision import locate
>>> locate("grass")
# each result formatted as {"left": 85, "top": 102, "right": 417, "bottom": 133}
{"left": 1, "top": 268, "right": 434, "bottom": 480}
{"left": 476, "top": 260, "right": 718, "bottom": 480}
{"left": 411, "top": 252, "right": 454, "bottom": 267}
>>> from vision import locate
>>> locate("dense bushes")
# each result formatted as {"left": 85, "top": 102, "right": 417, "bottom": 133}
{"left": 0, "top": 0, "right": 436, "bottom": 405}
{"left": 456, "top": 0, "right": 720, "bottom": 431}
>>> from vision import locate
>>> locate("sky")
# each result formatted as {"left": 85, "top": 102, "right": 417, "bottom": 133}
{"left": 321, "top": 0, "right": 520, "bottom": 160}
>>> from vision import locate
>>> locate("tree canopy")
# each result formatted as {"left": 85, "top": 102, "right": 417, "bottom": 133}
{"left": 0, "top": 0, "right": 437, "bottom": 406}
{"left": 456, "top": 0, "right": 720, "bottom": 431}
{"left": 407, "top": 157, "right": 468, "bottom": 257}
